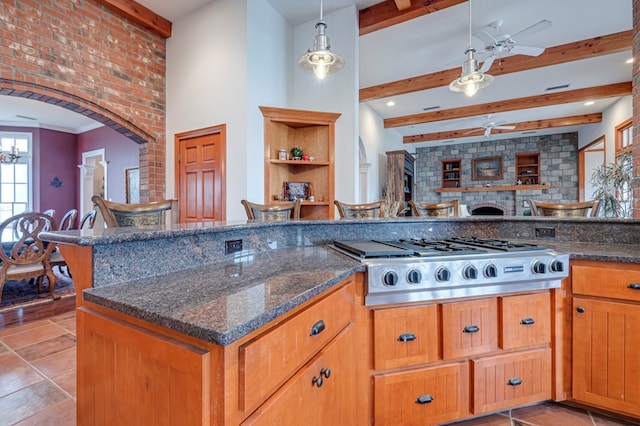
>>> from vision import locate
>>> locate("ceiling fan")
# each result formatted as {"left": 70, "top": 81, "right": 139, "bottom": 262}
{"left": 464, "top": 115, "right": 516, "bottom": 137}
{"left": 474, "top": 19, "right": 552, "bottom": 73}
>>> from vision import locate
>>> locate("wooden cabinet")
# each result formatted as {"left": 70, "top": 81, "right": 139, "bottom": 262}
{"left": 385, "top": 150, "right": 415, "bottom": 215}
{"left": 260, "top": 106, "right": 340, "bottom": 219}
{"left": 571, "top": 261, "right": 640, "bottom": 418}
{"left": 442, "top": 159, "right": 461, "bottom": 189}
{"left": 370, "top": 292, "right": 554, "bottom": 425}
{"left": 515, "top": 152, "right": 540, "bottom": 185}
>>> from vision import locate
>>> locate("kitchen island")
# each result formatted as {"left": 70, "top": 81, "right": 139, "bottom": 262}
{"left": 41, "top": 216, "right": 640, "bottom": 425}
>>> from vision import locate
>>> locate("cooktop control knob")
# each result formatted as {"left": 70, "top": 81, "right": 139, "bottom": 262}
{"left": 383, "top": 271, "right": 399, "bottom": 287}
{"left": 532, "top": 261, "right": 546, "bottom": 274}
{"left": 407, "top": 269, "right": 422, "bottom": 284}
{"left": 550, "top": 259, "right": 564, "bottom": 273}
{"left": 462, "top": 265, "right": 478, "bottom": 280}
{"left": 435, "top": 267, "right": 451, "bottom": 282}
{"left": 484, "top": 264, "right": 498, "bottom": 278}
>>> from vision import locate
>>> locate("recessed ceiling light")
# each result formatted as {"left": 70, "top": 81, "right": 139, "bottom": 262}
{"left": 584, "top": 101, "right": 595, "bottom": 106}
{"left": 626, "top": 58, "right": 634, "bottom": 64}
{"left": 386, "top": 101, "right": 395, "bottom": 107}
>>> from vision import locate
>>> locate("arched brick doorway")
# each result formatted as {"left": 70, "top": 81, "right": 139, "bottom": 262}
{"left": 0, "top": 80, "right": 164, "bottom": 201}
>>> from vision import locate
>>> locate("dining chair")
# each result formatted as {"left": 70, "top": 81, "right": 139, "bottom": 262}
{"left": 528, "top": 199, "right": 601, "bottom": 217}
{"left": 49, "top": 208, "right": 78, "bottom": 276}
{"left": 409, "top": 199, "right": 459, "bottom": 217}
{"left": 0, "top": 212, "right": 59, "bottom": 304}
{"left": 92, "top": 196, "right": 179, "bottom": 227}
{"left": 241, "top": 199, "right": 301, "bottom": 221}
{"left": 334, "top": 200, "right": 385, "bottom": 219}
{"left": 79, "top": 209, "right": 97, "bottom": 230}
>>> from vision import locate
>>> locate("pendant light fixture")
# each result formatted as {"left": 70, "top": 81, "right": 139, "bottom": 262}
{"left": 449, "top": 1, "right": 493, "bottom": 97}
{"left": 298, "top": 0, "right": 344, "bottom": 80}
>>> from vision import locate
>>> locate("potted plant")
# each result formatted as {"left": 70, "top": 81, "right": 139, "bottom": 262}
{"left": 591, "top": 152, "right": 633, "bottom": 217}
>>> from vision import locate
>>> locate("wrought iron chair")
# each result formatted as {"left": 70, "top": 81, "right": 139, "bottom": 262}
{"left": 0, "top": 212, "right": 58, "bottom": 304}
{"left": 92, "top": 196, "right": 179, "bottom": 227}
{"left": 409, "top": 199, "right": 459, "bottom": 217}
{"left": 241, "top": 199, "right": 301, "bottom": 221}
{"left": 528, "top": 199, "right": 601, "bottom": 217}
{"left": 334, "top": 200, "right": 385, "bottom": 219}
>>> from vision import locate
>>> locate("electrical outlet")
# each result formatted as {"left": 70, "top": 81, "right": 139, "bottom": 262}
{"left": 535, "top": 227, "right": 555, "bottom": 238}
{"left": 225, "top": 239, "right": 243, "bottom": 254}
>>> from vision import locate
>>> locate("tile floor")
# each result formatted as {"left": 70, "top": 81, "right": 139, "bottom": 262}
{"left": 1, "top": 310, "right": 639, "bottom": 425}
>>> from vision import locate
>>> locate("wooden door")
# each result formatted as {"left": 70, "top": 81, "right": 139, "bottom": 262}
{"left": 175, "top": 125, "right": 226, "bottom": 222}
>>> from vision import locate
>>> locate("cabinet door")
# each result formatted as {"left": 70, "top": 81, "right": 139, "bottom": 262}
{"left": 442, "top": 298, "right": 498, "bottom": 359}
{"left": 472, "top": 348, "right": 551, "bottom": 414}
{"left": 373, "top": 304, "right": 439, "bottom": 370}
{"left": 500, "top": 292, "right": 551, "bottom": 350}
{"left": 572, "top": 297, "right": 640, "bottom": 417}
{"left": 374, "top": 362, "right": 469, "bottom": 426}
{"left": 242, "top": 324, "right": 357, "bottom": 426}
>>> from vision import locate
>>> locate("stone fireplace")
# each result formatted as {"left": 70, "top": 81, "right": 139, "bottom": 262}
{"left": 471, "top": 203, "right": 507, "bottom": 215}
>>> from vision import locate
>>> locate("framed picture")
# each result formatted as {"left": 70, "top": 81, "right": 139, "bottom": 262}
{"left": 125, "top": 167, "right": 140, "bottom": 203}
{"left": 472, "top": 157, "right": 503, "bottom": 180}
{"left": 283, "top": 181, "right": 310, "bottom": 201}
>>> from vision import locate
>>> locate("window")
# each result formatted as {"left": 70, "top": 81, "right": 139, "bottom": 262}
{"left": 614, "top": 119, "right": 633, "bottom": 217}
{"left": 0, "top": 132, "right": 32, "bottom": 223}
{"left": 615, "top": 118, "right": 633, "bottom": 157}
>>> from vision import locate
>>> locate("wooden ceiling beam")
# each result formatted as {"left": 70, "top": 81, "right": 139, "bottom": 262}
{"left": 393, "top": 0, "right": 413, "bottom": 11}
{"left": 403, "top": 113, "right": 603, "bottom": 143}
{"left": 361, "top": 30, "right": 632, "bottom": 102}
{"left": 359, "top": 0, "right": 465, "bottom": 36}
{"left": 385, "top": 82, "right": 631, "bottom": 128}
{"left": 94, "top": 0, "right": 172, "bottom": 38}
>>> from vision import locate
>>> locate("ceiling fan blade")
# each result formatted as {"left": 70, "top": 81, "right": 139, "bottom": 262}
{"left": 493, "top": 125, "right": 516, "bottom": 130}
{"left": 484, "top": 127, "right": 492, "bottom": 137}
{"left": 511, "top": 19, "right": 552, "bottom": 41}
{"left": 480, "top": 55, "right": 495, "bottom": 73}
{"left": 473, "top": 29, "right": 497, "bottom": 46}
{"left": 511, "top": 45, "right": 545, "bottom": 56}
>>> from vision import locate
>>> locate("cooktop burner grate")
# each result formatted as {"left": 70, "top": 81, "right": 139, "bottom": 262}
{"left": 445, "top": 237, "right": 548, "bottom": 252}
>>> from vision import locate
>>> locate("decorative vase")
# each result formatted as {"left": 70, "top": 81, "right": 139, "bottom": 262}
{"left": 291, "top": 147, "right": 303, "bottom": 159}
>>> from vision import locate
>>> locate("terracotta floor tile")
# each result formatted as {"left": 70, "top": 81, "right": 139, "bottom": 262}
{"left": 30, "top": 347, "right": 76, "bottom": 381}
{"left": 0, "top": 318, "right": 52, "bottom": 338}
{"left": 1, "top": 323, "right": 67, "bottom": 350}
{"left": 592, "top": 411, "right": 640, "bottom": 425}
{"left": 55, "top": 318, "right": 76, "bottom": 334}
{"left": 511, "top": 402, "right": 595, "bottom": 425}
{"left": 15, "top": 334, "right": 76, "bottom": 363}
{"left": 0, "top": 353, "right": 44, "bottom": 399}
{"left": 14, "top": 398, "right": 76, "bottom": 426}
{"left": 0, "top": 380, "right": 69, "bottom": 426}
{"left": 53, "top": 371, "right": 76, "bottom": 398}
{"left": 443, "top": 412, "right": 511, "bottom": 425}
{"left": 48, "top": 311, "right": 75, "bottom": 323}
{"left": 0, "top": 343, "right": 7, "bottom": 355}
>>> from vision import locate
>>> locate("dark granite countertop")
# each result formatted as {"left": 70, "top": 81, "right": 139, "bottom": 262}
{"left": 83, "top": 246, "right": 364, "bottom": 346}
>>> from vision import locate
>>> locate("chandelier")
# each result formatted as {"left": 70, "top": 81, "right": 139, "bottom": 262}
{"left": 298, "top": 0, "right": 344, "bottom": 80}
{"left": 0, "top": 145, "right": 20, "bottom": 164}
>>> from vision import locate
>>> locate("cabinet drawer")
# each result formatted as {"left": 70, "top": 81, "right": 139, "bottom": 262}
{"left": 373, "top": 304, "right": 439, "bottom": 370}
{"left": 500, "top": 292, "right": 551, "bottom": 350}
{"left": 572, "top": 264, "right": 640, "bottom": 301}
{"left": 442, "top": 298, "right": 498, "bottom": 359}
{"left": 472, "top": 347, "right": 551, "bottom": 414}
{"left": 239, "top": 281, "right": 354, "bottom": 412}
{"left": 374, "top": 362, "right": 469, "bottom": 426}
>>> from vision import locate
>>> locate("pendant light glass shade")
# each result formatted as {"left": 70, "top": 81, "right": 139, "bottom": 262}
{"left": 449, "top": 1, "right": 492, "bottom": 97}
{"left": 298, "top": 0, "right": 344, "bottom": 80}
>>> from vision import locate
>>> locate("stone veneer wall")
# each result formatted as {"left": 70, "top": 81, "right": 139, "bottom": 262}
{"left": 414, "top": 133, "right": 579, "bottom": 215}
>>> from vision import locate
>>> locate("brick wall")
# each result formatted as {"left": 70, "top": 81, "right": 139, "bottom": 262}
{"left": 0, "top": 0, "right": 166, "bottom": 201}
{"left": 414, "top": 133, "right": 579, "bottom": 215}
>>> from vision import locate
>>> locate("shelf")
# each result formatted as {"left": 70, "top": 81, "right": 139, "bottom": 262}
{"left": 435, "top": 184, "right": 549, "bottom": 193}
{"left": 270, "top": 159, "right": 330, "bottom": 166}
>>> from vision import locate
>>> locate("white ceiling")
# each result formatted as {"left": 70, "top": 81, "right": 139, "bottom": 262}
{"left": 1, "top": 0, "right": 631, "bottom": 147}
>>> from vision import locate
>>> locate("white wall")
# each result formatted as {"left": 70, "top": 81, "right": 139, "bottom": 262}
{"left": 579, "top": 95, "right": 632, "bottom": 163}
{"left": 290, "top": 6, "right": 360, "bottom": 205}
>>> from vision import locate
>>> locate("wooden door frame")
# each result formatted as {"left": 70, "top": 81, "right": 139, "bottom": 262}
{"left": 174, "top": 124, "right": 227, "bottom": 222}
{"left": 578, "top": 135, "right": 606, "bottom": 202}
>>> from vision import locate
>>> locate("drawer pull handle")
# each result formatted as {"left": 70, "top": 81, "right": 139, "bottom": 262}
{"left": 463, "top": 325, "right": 479, "bottom": 333}
{"left": 415, "top": 395, "right": 433, "bottom": 404}
{"left": 398, "top": 333, "right": 416, "bottom": 342}
{"left": 320, "top": 368, "right": 331, "bottom": 379}
{"left": 507, "top": 377, "right": 522, "bottom": 386}
{"left": 310, "top": 320, "right": 326, "bottom": 336}
{"left": 628, "top": 283, "right": 640, "bottom": 290}
{"left": 520, "top": 317, "right": 535, "bottom": 325}
{"left": 312, "top": 376, "right": 323, "bottom": 388}
{"left": 576, "top": 306, "right": 585, "bottom": 314}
